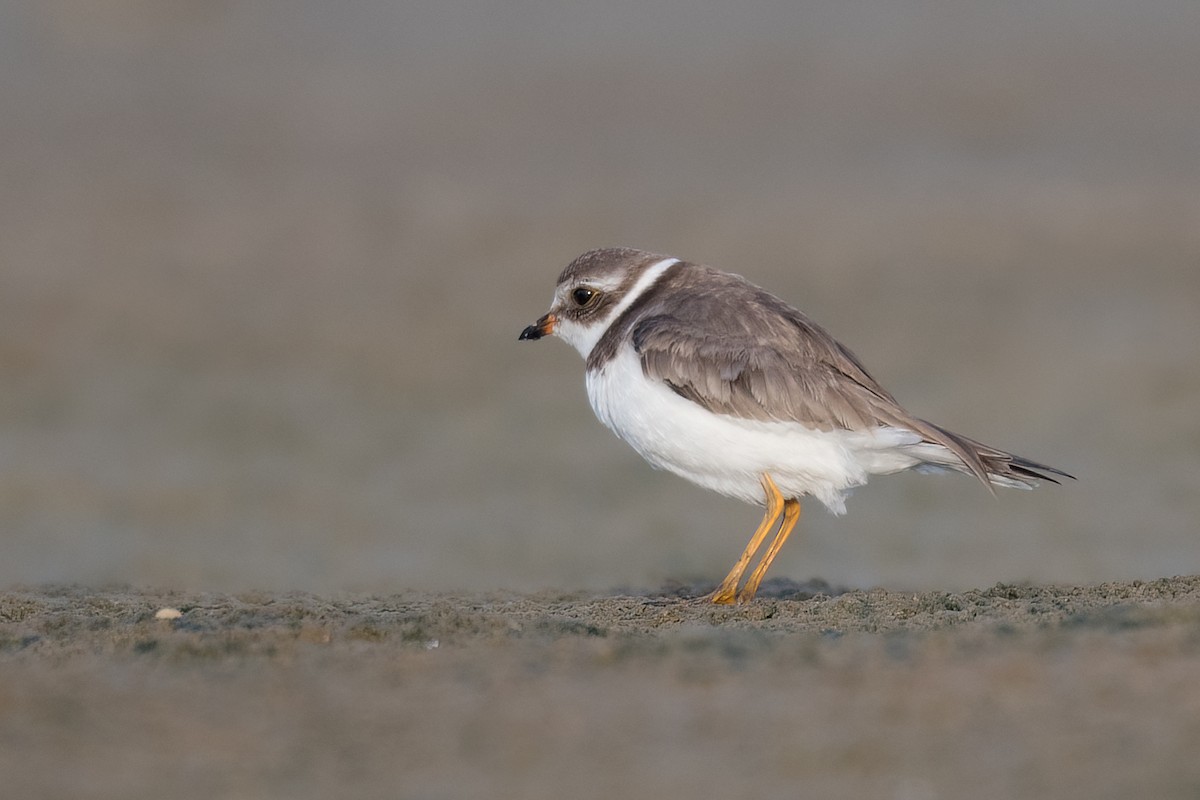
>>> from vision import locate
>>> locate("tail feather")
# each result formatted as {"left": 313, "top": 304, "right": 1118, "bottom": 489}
{"left": 923, "top": 421, "right": 1075, "bottom": 490}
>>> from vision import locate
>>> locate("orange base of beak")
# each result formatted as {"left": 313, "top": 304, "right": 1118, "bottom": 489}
{"left": 519, "top": 312, "right": 557, "bottom": 340}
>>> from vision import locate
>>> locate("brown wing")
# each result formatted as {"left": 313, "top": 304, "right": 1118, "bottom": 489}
{"left": 632, "top": 313, "right": 920, "bottom": 427}
{"left": 628, "top": 269, "right": 1000, "bottom": 484}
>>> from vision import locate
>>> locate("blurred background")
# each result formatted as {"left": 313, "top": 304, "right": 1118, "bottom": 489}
{"left": 1, "top": 0, "right": 1196, "bottom": 593}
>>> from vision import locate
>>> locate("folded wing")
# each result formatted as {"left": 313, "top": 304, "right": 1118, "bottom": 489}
{"left": 630, "top": 272, "right": 1071, "bottom": 488}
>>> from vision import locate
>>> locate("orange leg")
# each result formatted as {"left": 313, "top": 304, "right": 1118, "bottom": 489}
{"left": 737, "top": 498, "right": 801, "bottom": 602}
{"left": 709, "top": 474, "right": 785, "bottom": 605}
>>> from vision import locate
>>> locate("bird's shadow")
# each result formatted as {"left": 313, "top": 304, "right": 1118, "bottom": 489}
{"left": 629, "top": 576, "right": 850, "bottom": 603}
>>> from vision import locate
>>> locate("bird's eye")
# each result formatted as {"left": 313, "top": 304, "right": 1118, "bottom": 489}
{"left": 572, "top": 287, "right": 597, "bottom": 306}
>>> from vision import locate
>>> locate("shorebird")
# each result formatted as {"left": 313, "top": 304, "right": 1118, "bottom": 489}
{"left": 520, "top": 248, "right": 1071, "bottom": 603}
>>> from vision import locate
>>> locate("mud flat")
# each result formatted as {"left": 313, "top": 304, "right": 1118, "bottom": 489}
{"left": 2, "top": 577, "right": 1200, "bottom": 799}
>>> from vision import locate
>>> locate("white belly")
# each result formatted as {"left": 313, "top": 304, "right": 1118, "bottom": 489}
{"left": 585, "top": 347, "right": 929, "bottom": 514}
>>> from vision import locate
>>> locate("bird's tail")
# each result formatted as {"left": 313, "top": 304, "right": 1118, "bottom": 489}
{"left": 907, "top": 420, "right": 1075, "bottom": 492}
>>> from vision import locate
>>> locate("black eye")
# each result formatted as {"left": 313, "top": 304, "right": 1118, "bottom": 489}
{"left": 572, "top": 287, "right": 596, "bottom": 306}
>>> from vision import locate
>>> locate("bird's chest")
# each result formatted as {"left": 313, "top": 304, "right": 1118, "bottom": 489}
{"left": 585, "top": 350, "right": 683, "bottom": 462}
{"left": 583, "top": 347, "right": 735, "bottom": 474}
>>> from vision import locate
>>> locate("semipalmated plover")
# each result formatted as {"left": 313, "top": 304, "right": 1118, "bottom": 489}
{"left": 520, "top": 248, "right": 1072, "bottom": 603}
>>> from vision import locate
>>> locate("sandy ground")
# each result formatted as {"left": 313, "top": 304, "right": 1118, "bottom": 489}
{"left": 3, "top": 577, "right": 1200, "bottom": 799}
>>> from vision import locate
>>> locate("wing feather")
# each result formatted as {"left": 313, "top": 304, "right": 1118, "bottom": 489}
{"left": 627, "top": 268, "right": 1001, "bottom": 483}
{"left": 605, "top": 261, "right": 1070, "bottom": 490}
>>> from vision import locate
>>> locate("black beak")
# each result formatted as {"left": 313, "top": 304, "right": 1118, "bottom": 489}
{"left": 518, "top": 313, "right": 556, "bottom": 341}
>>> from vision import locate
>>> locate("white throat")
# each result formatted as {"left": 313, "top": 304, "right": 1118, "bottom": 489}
{"left": 555, "top": 257, "right": 679, "bottom": 358}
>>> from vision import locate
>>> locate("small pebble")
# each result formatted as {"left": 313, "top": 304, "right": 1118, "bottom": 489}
{"left": 154, "top": 607, "right": 183, "bottom": 620}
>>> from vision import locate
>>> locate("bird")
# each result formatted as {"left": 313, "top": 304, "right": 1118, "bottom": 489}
{"left": 519, "top": 247, "right": 1072, "bottom": 604}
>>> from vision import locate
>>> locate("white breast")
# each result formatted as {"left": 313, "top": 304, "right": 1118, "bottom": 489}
{"left": 584, "top": 346, "right": 929, "bottom": 513}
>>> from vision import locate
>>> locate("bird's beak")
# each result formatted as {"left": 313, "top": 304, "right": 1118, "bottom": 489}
{"left": 519, "top": 312, "right": 557, "bottom": 341}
